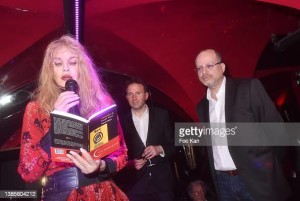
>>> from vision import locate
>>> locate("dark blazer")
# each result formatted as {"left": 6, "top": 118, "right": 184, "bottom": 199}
{"left": 196, "top": 78, "right": 291, "bottom": 201}
{"left": 117, "top": 106, "right": 176, "bottom": 192}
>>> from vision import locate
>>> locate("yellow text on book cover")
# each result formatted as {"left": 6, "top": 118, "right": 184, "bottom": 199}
{"left": 90, "top": 124, "right": 108, "bottom": 151}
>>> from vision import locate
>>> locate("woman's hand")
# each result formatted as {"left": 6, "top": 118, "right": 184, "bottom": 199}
{"left": 67, "top": 148, "right": 104, "bottom": 174}
{"left": 54, "top": 91, "right": 79, "bottom": 112}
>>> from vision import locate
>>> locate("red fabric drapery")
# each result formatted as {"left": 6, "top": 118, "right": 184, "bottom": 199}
{"left": 258, "top": 0, "right": 300, "bottom": 10}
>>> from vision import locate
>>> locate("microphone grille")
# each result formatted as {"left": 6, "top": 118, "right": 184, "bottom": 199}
{"left": 65, "top": 79, "right": 78, "bottom": 92}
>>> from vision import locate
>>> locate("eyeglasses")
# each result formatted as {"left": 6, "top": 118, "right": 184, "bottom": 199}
{"left": 194, "top": 61, "right": 222, "bottom": 73}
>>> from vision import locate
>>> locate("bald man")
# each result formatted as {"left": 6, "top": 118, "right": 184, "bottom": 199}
{"left": 195, "top": 49, "right": 291, "bottom": 201}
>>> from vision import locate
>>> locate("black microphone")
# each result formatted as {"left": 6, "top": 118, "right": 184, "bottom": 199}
{"left": 65, "top": 79, "right": 80, "bottom": 116}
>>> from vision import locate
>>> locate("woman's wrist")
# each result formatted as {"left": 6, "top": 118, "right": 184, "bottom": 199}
{"left": 99, "top": 160, "right": 106, "bottom": 172}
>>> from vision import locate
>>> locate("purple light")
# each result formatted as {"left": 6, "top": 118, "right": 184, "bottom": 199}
{"left": 74, "top": 0, "right": 80, "bottom": 41}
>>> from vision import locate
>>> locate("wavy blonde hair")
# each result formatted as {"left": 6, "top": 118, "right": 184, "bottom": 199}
{"left": 34, "top": 35, "right": 113, "bottom": 118}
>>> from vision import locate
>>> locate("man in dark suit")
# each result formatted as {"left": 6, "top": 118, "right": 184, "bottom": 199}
{"left": 195, "top": 49, "right": 291, "bottom": 201}
{"left": 117, "top": 78, "right": 176, "bottom": 201}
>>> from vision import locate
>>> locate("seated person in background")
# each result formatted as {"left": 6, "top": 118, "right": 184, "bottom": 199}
{"left": 188, "top": 180, "right": 207, "bottom": 201}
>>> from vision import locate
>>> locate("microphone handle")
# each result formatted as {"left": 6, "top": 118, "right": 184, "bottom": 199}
{"left": 64, "top": 79, "right": 80, "bottom": 116}
{"left": 69, "top": 105, "right": 80, "bottom": 116}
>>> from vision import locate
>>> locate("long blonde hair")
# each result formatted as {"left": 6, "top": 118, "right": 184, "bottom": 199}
{"left": 34, "top": 35, "right": 113, "bottom": 118}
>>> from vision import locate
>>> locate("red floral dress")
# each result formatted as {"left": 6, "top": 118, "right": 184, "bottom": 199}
{"left": 18, "top": 101, "right": 129, "bottom": 201}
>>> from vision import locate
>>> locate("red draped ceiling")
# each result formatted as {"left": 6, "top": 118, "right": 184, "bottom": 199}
{"left": 258, "top": 0, "right": 300, "bottom": 10}
{"left": 0, "top": 0, "right": 299, "bottom": 120}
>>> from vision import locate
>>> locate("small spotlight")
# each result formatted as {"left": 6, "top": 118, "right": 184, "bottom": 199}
{"left": 0, "top": 95, "right": 13, "bottom": 107}
{"left": 295, "top": 71, "right": 300, "bottom": 86}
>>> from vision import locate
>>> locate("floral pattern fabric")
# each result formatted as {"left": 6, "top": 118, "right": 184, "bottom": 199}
{"left": 18, "top": 101, "right": 128, "bottom": 201}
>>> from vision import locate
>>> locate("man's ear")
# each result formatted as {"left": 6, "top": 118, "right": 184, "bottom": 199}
{"left": 145, "top": 91, "right": 149, "bottom": 100}
{"left": 221, "top": 63, "right": 226, "bottom": 73}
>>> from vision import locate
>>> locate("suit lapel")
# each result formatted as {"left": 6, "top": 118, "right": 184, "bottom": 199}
{"left": 145, "top": 107, "right": 154, "bottom": 145}
{"left": 202, "top": 99, "right": 210, "bottom": 122}
{"left": 127, "top": 112, "right": 145, "bottom": 147}
{"left": 225, "top": 78, "right": 234, "bottom": 122}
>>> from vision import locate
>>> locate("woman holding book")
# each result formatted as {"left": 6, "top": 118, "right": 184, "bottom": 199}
{"left": 18, "top": 35, "right": 128, "bottom": 201}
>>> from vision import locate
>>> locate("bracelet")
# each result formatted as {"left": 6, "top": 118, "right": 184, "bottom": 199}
{"left": 99, "top": 160, "right": 106, "bottom": 172}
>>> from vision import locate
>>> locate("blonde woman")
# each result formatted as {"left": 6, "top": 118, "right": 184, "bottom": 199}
{"left": 18, "top": 35, "right": 128, "bottom": 201}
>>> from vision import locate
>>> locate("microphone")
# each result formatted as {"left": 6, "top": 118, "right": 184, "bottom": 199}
{"left": 65, "top": 79, "right": 80, "bottom": 116}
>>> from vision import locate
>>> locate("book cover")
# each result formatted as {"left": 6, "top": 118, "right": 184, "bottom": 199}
{"left": 49, "top": 104, "right": 120, "bottom": 163}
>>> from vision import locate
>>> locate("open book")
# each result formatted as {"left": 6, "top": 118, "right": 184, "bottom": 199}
{"left": 49, "top": 104, "right": 120, "bottom": 163}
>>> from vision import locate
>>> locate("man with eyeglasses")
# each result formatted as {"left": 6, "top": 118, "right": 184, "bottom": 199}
{"left": 194, "top": 49, "right": 291, "bottom": 201}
